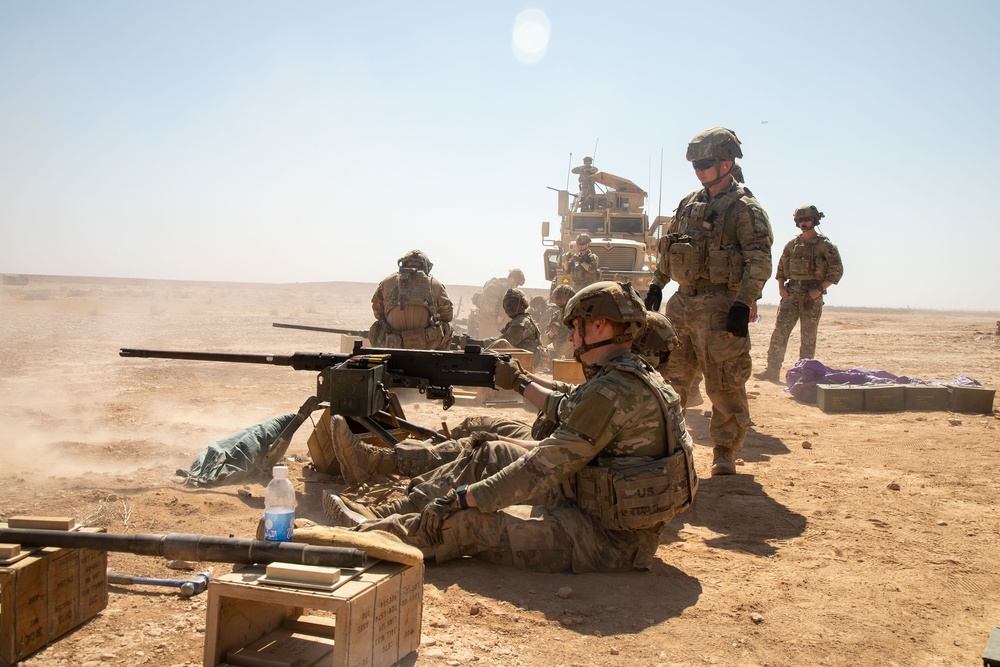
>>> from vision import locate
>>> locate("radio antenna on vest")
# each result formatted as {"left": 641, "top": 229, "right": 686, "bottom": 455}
{"left": 657, "top": 147, "right": 664, "bottom": 218}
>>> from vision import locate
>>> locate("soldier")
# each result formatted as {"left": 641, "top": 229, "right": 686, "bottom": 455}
{"left": 757, "top": 205, "right": 844, "bottom": 381}
{"left": 571, "top": 156, "right": 599, "bottom": 210}
{"left": 634, "top": 311, "right": 679, "bottom": 380}
{"left": 567, "top": 233, "right": 601, "bottom": 290}
{"left": 327, "top": 282, "right": 697, "bottom": 573}
{"left": 644, "top": 127, "right": 773, "bottom": 476}
{"left": 544, "top": 284, "right": 576, "bottom": 359}
{"left": 528, "top": 295, "right": 548, "bottom": 331}
{"left": 468, "top": 268, "right": 526, "bottom": 338}
{"left": 484, "top": 288, "right": 541, "bottom": 357}
{"left": 369, "top": 250, "right": 453, "bottom": 350}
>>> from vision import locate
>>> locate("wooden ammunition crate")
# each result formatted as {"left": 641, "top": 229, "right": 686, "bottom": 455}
{"left": 815, "top": 384, "right": 865, "bottom": 413}
{"left": 204, "top": 561, "right": 423, "bottom": 667}
{"left": 947, "top": 385, "right": 996, "bottom": 414}
{"left": 864, "top": 385, "right": 906, "bottom": 412}
{"left": 552, "top": 359, "right": 586, "bottom": 384}
{"left": 0, "top": 528, "right": 107, "bottom": 666}
{"left": 904, "top": 385, "right": 950, "bottom": 411}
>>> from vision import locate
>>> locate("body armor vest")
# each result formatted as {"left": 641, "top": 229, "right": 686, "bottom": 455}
{"left": 786, "top": 237, "right": 829, "bottom": 281}
{"left": 387, "top": 268, "right": 435, "bottom": 314}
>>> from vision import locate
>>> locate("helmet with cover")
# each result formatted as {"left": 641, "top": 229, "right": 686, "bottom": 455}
{"left": 398, "top": 249, "right": 432, "bottom": 273}
{"left": 551, "top": 284, "right": 575, "bottom": 308}
{"left": 686, "top": 127, "right": 743, "bottom": 162}
{"left": 502, "top": 288, "right": 529, "bottom": 318}
{"left": 633, "top": 311, "right": 678, "bottom": 366}
{"left": 562, "top": 281, "right": 647, "bottom": 340}
{"left": 507, "top": 268, "right": 526, "bottom": 286}
{"left": 793, "top": 205, "right": 825, "bottom": 226}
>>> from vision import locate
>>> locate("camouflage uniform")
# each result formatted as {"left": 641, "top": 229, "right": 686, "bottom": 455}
{"left": 545, "top": 285, "right": 575, "bottom": 359}
{"left": 650, "top": 129, "right": 772, "bottom": 462}
{"left": 765, "top": 231, "right": 844, "bottom": 369}
{"left": 370, "top": 251, "right": 453, "bottom": 350}
{"left": 484, "top": 289, "right": 541, "bottom": 355}
{"left": 571, "top": 158, "right": 599, "bottom": 210}
{"left": 568, "top": 249, "right": 601, "bottom": 290}
{"left": 355, "top": 349, "right": 696, "bottom": 573}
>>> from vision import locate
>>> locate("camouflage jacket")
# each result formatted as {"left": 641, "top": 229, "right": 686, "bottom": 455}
{"left": 469, "top": 350, "right": 687, "bottom": 512}
{"left": 651, "top": 179, "right": 772, "bottom": 306}
{"left": 485, "top": 313, "right": 540, "bottom": 352}
{"left": 371, "top": 270, "right": 452, "bottom": 333}
{"left": 776, "top": 232, "right": 844, "bottom": 286}
{"left": 568, "top": 250, "right": 600, "bottom": 288}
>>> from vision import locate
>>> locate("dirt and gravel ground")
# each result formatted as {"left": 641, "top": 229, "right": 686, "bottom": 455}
{"left": 1, "top": 276, "right": 999, "bottom": 667}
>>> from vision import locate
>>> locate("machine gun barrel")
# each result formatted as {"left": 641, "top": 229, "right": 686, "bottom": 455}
{"left": 119, "top": 348, "right": 348, "bottom": 372}
{"left": 273, "top": 322, "right": 369, "bottom": 337}
{"left": 0, "top": 528, "right": 366, "bottom": 569}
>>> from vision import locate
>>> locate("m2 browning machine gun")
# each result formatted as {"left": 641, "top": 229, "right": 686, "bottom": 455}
{"left": 119, "top": 340, "right": 510, "bottom": 447}
{"left": 272, "top": 322, "right": 484, "bottom": 350}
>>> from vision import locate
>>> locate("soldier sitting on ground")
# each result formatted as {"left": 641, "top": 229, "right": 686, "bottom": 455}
{"left": 483, "top": 288, "right": 541, "bottom": 359}
{"left": 324, "top": 282, "right": 697, "bottom": 573}
{"left": 369, "top": 250, "right": 453, "bottom": 350}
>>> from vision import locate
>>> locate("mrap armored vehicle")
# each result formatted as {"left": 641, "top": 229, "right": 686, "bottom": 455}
{"left": 541, "top": 170, "right": 666, "bottom": 297}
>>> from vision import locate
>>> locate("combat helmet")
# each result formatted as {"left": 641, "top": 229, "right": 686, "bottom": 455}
{"left": 563, "top": 281, "right": 647, "bottom": 339}
{"left": 551, "top": 284, "right": 575, "bottom": 308}
{"left": 398, "top": 249, "right": 432, "bottom": 273}
{"left": 583, "top": 156, "right": 593, "bottom": 163}
{"left": 502, "top": 288, "right": 529, "bottom": 318}
{"left": 508, "top": 268, "right": 526, "bottom": 286}
{"left": 794, "top": 205, "right": 825, "bottom": 225}
{"left": 686, "top": 127, "right": 743, "bottom": 162}
{"left": 575, "top": 233, "right": 591, "bottom": 246}
{"left": 633, "top": 311, "right": 678, "bottom": 367}
{"left": 530, "top": 295, "right": 547, "bottom": 311}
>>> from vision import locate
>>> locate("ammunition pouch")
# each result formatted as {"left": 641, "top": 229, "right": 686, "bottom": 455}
{"left": 665, "top": 234, "right": 700, "bottom": 285}
{"left": 573, "top": 452, "right": 695, "bottom": 531}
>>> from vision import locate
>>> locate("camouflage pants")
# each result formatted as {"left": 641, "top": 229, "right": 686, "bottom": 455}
{"left": 356, "top": 442, "right": 659, "bottom": 572}
{"left": 664, "top": 290, "right": 752, "bottom": 453}
{"left": 766, "top": 291, "right": 825, "bottom": 369}
{"left": 393, "top": 416, "right": 533, "bottom": 478}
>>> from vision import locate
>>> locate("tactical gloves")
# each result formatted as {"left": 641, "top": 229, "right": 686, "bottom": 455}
{"left": 725, "top": 302, "right": 751, "bottom": 338}
{"left": 417, "top": 489, "right": 459, "bottom": 546}
{"left": 494, "top": 358, "right": 528, "bottom": 391}
{"left": 644, "top": 284, "right": 662, "bottom": 311}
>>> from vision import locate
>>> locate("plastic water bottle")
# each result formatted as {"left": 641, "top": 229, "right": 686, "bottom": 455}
{"left": 263, "top": 466, "right": 295, "bottom": 542}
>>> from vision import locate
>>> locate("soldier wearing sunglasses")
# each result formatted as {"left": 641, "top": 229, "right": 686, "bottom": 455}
{"left": 644, "top": 127, "right": 773, "bottom": 476}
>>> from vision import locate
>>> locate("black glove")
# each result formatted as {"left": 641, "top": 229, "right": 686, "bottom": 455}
{"left": 469, "top": 431, "right": 500, "bottom": 449}
{"left": 725, "top": 302, "right": 751, "bottom": 338}
{"left": 417, "top": 489, "right": 459, "bottom": 546}
{"left": 644, "top": 284, "right": 662, "bottom": 311}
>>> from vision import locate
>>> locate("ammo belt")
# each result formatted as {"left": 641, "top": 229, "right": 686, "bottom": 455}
{"left": 677, "top": 284, "right": 731, "bottom": 296}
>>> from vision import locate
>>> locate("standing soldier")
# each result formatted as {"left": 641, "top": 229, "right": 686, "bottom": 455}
{"left": 571, "top": 156, "right": 599, "bottom": 210}
{"left": 468, "top": 268, "right": 526, "bottom": 338}
{"left": 757, "top": 205, "right": 844, "bottom": 381}
{"left": 369, "top": 250, "right": 453, "bottom": 350}
{"left": 484, "top": 288, "right": 541, "bottom": 358}
{"left": 568, "top": 233, "right": 601, "bottom": 290}
{"left": 644, "top": 127, "right": 773, "bottom": 476}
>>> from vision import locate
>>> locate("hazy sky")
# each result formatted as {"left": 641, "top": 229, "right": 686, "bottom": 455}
{"left": 1, "top": 1, "right": 998, "bottom": 310}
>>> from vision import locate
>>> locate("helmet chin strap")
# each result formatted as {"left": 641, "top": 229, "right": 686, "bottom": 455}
{"left": 700, "top": 160, "right": 732, "bottom": 189}
{"left": 572, "top": 328, "right": 632, "bottom": 363}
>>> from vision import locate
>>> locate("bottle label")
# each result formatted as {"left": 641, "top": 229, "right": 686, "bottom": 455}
{"left": 263, "top": 509, "right": 294, "bottom": 542}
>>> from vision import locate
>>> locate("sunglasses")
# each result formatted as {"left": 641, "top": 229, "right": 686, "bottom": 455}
{"left": 795, "top": 218, "right": 815, "bottom": 224}
{"left": 691, "top": 159, "right": 716, "bottom": 171}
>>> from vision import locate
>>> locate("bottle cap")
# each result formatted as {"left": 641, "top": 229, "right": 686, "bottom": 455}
{"left": 272, "top": 466, "right": 289, "bottom": 478}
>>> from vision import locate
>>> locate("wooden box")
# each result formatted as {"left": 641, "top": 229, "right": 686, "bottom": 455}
{"left": 490, "top": 348, "right": 535, "bottom": 373}
{"left": 0, "top": 528, "right": 107, "bottom": 666}
{"left": 552, "top": 359, "right": 586, "bottom": 385}
{"left": 947, "top": 385, "right": 996, "bottom": 414}
{"left": 205, "top": 561, "right": 423, "bottom": 667}
{"left": 904, "top": 385, "right": 949, "bottom": 411}
{"left": 815, "top": 384, "right": 865, "bottom": 413}
{"left": 864, "top": 385, "right": 906, "bottom": 412}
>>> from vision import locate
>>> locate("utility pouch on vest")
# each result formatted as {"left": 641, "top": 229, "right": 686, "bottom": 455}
{"left": 707, "top": 249, "right": 732, "bottom": 284}
{"left": 574, "top": 451, "right": 694, "bottom": 531}
{"left": 667, "top": 235, "right": 700, "bottom": 285}
{"left": 788, "top": 244, "right": 814, "bottom": 280}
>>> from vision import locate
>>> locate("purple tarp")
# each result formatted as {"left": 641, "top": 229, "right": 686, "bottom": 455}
{"left": 783, "top": 358, "right": 982, "bottom": 403}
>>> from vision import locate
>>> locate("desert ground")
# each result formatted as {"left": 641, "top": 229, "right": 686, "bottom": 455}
{"left": 1, "top": 275, "right": 999, "bottom": 667}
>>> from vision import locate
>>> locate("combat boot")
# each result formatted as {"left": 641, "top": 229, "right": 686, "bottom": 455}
{"left": 330, "top": 415, "right": 398, "bottom": 485}
{"left": 323, "top": 491, "right": 375, "bottom": 528}
{"left": 754, "top": 366, "right": 781, "bottom": 383}
{"left": 710, "top": 446, "right": 737, "bottom": 476}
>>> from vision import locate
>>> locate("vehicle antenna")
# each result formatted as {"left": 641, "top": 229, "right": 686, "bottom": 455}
{"left": 657, "top": 147, "right": 664, "bottom": 219}
{"left": 565, "top": 152, "right": 573, "bottom": 191}
{"left": 592, "top": 139, "right": 599, "bottom": 162}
